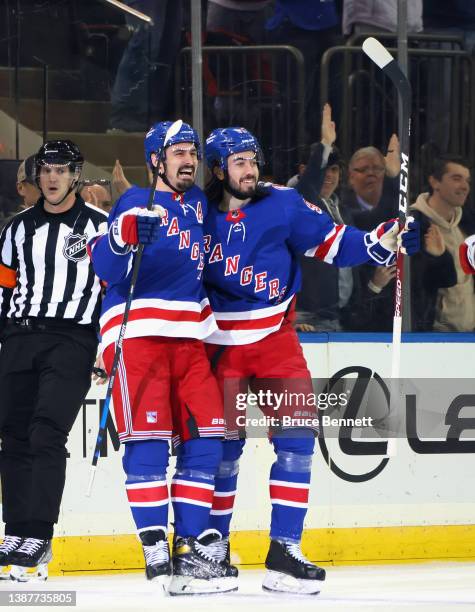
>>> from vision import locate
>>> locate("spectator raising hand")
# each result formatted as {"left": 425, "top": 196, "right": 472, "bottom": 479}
{"left": 321, "top": 103, "right": 336, "bottom": 147}
{"left": 424, "top": 224, "right": 445, "bottom": 257}
{"left": 112, "top": 159, "right": 132, "bottom": 196}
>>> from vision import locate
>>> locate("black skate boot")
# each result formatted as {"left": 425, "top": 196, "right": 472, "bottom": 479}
{"left": 197, "top": 529, "right": 233, "bottom": 567}
{"left": 263, "top": 539, "right": 325, "bottom": 595}
{"left": 168, "top": 532, "right": 238, "bottom": 596}
{"left": 9, "top": 538, "right": 52, "bottom": 582}
{"left": 138, "top": 528, "right": 171, "bottom": 587}
{"left": 0, "top": 536, "right": 23, "bottom": 580}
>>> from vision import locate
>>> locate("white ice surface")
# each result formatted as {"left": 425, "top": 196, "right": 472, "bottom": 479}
{"left": 2, "top": 563, "right": 475, "bottom": 611}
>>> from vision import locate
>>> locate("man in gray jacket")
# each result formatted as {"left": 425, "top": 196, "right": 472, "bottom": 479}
{"left": 343, "top": 0, "right": 422, "bottom": 36}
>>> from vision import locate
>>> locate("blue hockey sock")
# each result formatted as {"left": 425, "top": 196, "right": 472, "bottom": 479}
{"left": 209, "top": 439, "right": 245, "bottom": 537}
{"left": 171, "top": 438, "right": 222, "bottom": 537}
{"left": 269, "top": 431, "right": 315, "bottom": 542}
{"left": 123, "top": 440, "right": 170, "bottom": 532}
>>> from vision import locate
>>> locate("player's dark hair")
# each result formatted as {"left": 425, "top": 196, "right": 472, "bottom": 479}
{"left": 205, "top": 175, "right": 224, "bottom": 205}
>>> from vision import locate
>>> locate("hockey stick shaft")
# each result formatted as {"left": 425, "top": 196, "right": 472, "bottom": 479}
{"left": 86, "top": 168, "right": 159, "bottom": 497}
{"left": 363, "top": 38, "right": 412, "bottom": 454}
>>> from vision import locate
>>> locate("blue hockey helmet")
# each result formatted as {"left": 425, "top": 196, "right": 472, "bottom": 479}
{"left": 205, "top": 127, "right": 264, "bottom": 170}
{"left": 144, "top": 120, "right": 202, "bottom": 168}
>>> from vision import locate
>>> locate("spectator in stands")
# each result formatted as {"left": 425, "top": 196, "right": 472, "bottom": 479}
{"left": 286, "top": 159, "right": 307, "bottom": 189}
{"left": 343, "top": 0, "right": 423, "bottom": 36}
{"left": 79, "top": 179, "right": 113, "bottom": 213}
{"left": 16, "top": 156, "right": 40, "bottom": 209}
{"left": 207, "top": 0, "right": 271, "bottom": 44}
{"left": 293, "top": 110, "right": 406, "bottom": 333}
{"left": 410, "top": 157, "right": 475, "bottom": 332}
{"left": 343, "top": 138, "right": 400, "bottom": 230}
{"left": 294, "top": 104, "right": 397, "bottom": 333}
{"left": 294, "top": 104, "right": 353, "bottom": 332}
{"left": 266, "top": 0, "right": 341, "bottom": 139}
{"left": 108, "top": 1, "right": 184, "bottom": 132}
{"left": 0, "top": 157, "right": 40, "bottom": 230}
{"left": 338, "top": 138, "right": 402, "bottom": 332}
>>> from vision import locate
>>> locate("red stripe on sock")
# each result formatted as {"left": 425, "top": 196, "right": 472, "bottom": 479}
{"left": 126, "top": 485, "right": 168, "bottom": 503}
{"left": 269, "top": 484, "right": 309, "bottom": 504}
{"left": 212, "top": 494, "right": 236, "bottom": 511}
{"left": 171, "top": 482, "right": 214, "bottom": 505}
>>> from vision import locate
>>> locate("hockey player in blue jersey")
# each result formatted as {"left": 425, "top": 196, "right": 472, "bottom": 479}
{"left": 89, "top": 121, "right": 237, "bottom": 595}
{"left": 202, "top": 127, "right": 419, "bottom": 594}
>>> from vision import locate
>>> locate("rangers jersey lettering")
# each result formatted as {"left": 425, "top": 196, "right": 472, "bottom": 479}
{"left": 203, "top": 185, "right": 373, "bottom": 345}
{"left": 89, "top": 185, "right": 216, "bottom": 350}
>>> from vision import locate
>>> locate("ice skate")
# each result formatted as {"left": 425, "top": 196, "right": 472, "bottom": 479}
{"left": 0, "top": 536, "right": 23, "bottom": 580}
{"left": 168, "top": 532, "right": 238, "bottom": 596}
{"left": 262, "top": 539, "right": 325, "bottom": 595}
{"left": 197, "top": 528, "right": 232, "bottom": 565}
{"left": 9, "top": 538, "right": 52, "bottom": 582}
{"left": 138, "top": 528, "right": 171, "bottom": 590}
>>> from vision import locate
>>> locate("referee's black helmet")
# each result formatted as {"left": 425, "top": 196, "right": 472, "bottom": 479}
{"left": 35, "top": 140, "right": 84, "bottom": 177}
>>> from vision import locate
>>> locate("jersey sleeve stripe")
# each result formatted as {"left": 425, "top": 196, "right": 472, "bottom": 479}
{"left": 308, "top": 224, "right": 345, "bottom": 263}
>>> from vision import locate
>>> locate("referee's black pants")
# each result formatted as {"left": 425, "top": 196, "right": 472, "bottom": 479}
{"left": 0, "top": 324, "right": 97, "bottom": 540}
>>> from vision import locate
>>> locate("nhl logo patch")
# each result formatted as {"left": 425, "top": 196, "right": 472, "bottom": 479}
{"left": 63, "top": 233, "right": 88, "bottom": 262}
{"left": 146, "top": 411, "right": 158, "bottom": 423}
{"left": 226, "top": 209, "right": 246, "bottom": 223}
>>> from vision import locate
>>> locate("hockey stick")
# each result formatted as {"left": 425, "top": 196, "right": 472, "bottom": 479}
{"left": 362, "top": 37, "right": 412, "bottom": 455}
{"left": 86, "top": 120, "right": 183, "bottom": 496}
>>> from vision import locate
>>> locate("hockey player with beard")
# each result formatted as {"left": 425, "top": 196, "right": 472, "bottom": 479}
{"left": 202, "top": 127, "right": 420, "bottom": 594}
{"left": 89, "top": 121, "right": 237, "bottom": 595}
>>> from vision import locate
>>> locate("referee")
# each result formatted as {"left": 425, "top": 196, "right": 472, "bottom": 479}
{"left": 0, "top": 140, "right": 107, "bottom": 581}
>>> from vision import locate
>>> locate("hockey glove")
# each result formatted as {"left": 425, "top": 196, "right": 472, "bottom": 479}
{"left": 109, "top": 205, "right": 165, "bottom": 254}
{"left": 365, "top": 216, "right": 420, "bottom": 266}
{"left": 460, "top": 234, "right": 475, "bottom": 274}
{"left": 397, "top": 216, "right": 420, "bottom": 255}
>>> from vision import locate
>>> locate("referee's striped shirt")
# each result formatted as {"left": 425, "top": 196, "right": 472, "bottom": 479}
{"left": 0, "top": 195, "right": 108, "bottom": 327}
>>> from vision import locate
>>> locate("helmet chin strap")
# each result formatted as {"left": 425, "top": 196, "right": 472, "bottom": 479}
{"left": 42, "top": 178, "right": 78, "bottom": 207}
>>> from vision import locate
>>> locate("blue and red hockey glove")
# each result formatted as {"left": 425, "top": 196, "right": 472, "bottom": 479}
{"left": 109, "top": 206, "right": 166, "bottom": 254}
{"left": 365, "top": 216, "right": 420, "bottom": 266}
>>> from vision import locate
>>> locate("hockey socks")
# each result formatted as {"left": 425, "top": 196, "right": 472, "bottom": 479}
{"left": 171, "top": 438, "right": 222, "bottom": 537}
{"left": 209, "top": 440, "right": 244, "bottom": 537}
{"left": 269, "top": 434, "right": 314, "bottom": 542}
{"left": 123, "top": 440, "right": 170, "bottom": 531}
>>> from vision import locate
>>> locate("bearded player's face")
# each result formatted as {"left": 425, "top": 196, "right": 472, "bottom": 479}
{"left": 163, "top": 143, "right": 198, "bottom": 191}
{"left": 226, "top": 151, "right": 259, "bottom": 197}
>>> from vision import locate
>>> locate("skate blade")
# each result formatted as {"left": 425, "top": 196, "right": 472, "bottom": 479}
{"left": 149, "top": 573, "right": 170, "bottom": 595}
{"left": 10, "top": 563, "right": 48, "bottom": 582}
{"left": 262, "top": 570, "right": 322, "bottom": 595}
{"left": 168, "top": 575, "right": 238, "bottom": 596}
{"left": 0, "top": 566, "right": 11, "bottom": 580}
